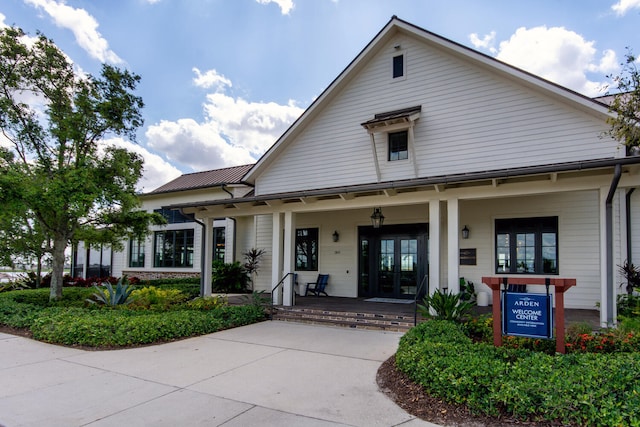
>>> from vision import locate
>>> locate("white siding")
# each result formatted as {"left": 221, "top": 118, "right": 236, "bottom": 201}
{"left": 458, "top": 191, "right": 603, "bottom": 309}
{"left": 256, "top": 34, "right": 617, "bottom": 195}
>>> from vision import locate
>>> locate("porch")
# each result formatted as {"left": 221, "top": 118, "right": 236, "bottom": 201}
{"left": 267, "top": 296, "right": 602, "bottom": 332}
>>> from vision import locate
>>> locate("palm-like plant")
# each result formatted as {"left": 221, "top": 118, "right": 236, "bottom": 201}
{"left": 418, "top": 289, "right": 475, "bottom": 322}
{"left": 87, "top": 276, "right": 135, "bottom": 306}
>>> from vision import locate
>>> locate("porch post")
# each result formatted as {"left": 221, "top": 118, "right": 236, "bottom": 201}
{"left": 447, "top": 198, "right": 460, "bottom": 294}
{"left": 283, "top": 210, "right": 296, "bottom": 306}
{"left": 599, "top": 186, "right": 612, "bottom": 327}
{"left": 271, "top": 212, "right": 283, "bottom": 305}
{"left": 429, "top": 200, "right": 441, "bottom": 295}
{"left": 202, "top": 217, "right": 214, "bottom": 296}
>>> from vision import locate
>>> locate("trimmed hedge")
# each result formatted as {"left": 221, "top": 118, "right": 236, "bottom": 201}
{"left": 0, "top": 287, "right": 266, "bottom": 347}
{"left": 396, "top": 321, "right": 640, "bottom": 426}
{"left": 30, "top": 305, "right": 265, "bottom": 347}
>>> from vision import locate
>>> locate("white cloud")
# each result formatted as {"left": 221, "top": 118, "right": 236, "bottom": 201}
{"left": 494, "top": 26, "right": 618, "bottom": 96}
{"left": 469, "top": 31, "right": 497, "bottom": 54}
{"left": 192, "top": 67, "right": 232, "bottom": 90}
{"left": 25, "top": 0, "right": 122, "bottom": 64}
{"left": 102, "top": 137, "right": 182, "bottom": 193}
{"left": 145, "top": 68, "right": 304, "bottom": 172}
{"left": 612, "top": 0, "right": 640, "bottom": 16}
{"left": 0, "top": 13, "right": 7, "bottom": 28}
{"left": 256, "top": 0, "right": 294, "bottom": 15}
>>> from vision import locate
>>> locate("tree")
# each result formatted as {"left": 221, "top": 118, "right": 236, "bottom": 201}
{"left": 606, "top": 48, "right": 640, "bottom": 147}
{"left": 0, "top": 27, "right": 163, "bottom": 300}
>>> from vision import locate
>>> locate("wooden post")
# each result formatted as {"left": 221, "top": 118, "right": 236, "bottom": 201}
{"left": 481, "top": 277, "right": 576, "bottom": 354}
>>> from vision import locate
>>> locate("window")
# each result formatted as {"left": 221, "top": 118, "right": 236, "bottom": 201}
{"left": 495, "top": 217, "right": 558, "bottom": 274}
{"left": 296, "top": 228, "right": 318, "bottom": 271}
{"left": 392, "top": 54, "right": 404, "bottom": 78}
{"left": 154, "top": 229, "right": 195, "bottom": 268}
{"left": 129, "top": 237, "right": 145, "bottom": 268}
{"left": 153, "top": 208, "right": 194, "bottom": 224}
{"left": 213, "top": 227, "right": 226, "bottom": 263}
{"left": 86, "top": 245, "right": 111, "bottom": 277}
{"left": 388, "top": 131, "right": 408, "bottom": 161}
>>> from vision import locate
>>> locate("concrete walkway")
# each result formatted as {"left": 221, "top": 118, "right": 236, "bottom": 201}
{"left": 0, "top": 321, "right": 438, "bottom": 427}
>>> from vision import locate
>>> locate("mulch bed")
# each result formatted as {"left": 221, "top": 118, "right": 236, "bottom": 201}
{"left": 376, "top": 355, "right": 563, "bottom": 427}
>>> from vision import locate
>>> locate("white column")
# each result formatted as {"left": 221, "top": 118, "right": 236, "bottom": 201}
{"left": 271, "top": 212, "right": 283, "bottom": 305}
{"left": 202, "top": 217, "right": 214, "bottom": 296}
{"left": 448, "top": 198, "right": 460, "bottom": 294}
{"left": 429, "top": 200, "right": 441, "bottom": 295}
{"left": 283, "top": 211, "right": 296, "bottom": 306}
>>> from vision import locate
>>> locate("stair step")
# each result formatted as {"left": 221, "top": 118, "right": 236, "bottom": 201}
{"left": 272, "top": 307, "right": 424, "bottom": 332}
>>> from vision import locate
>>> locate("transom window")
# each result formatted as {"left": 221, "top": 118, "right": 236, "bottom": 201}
{"left": 296, "top": 228, "right": 318, "bottom": 271}
{"left": 154, "top": 229, "right": 194, "bottom": 268}
{"left": 495, "top": 217, "right": 558, "bottom": 274}
{"left": 153, "top": 208, "right": 194, "bottom": 224}
{"left": 388, "top": 131, "right": 408, "bottom": 161}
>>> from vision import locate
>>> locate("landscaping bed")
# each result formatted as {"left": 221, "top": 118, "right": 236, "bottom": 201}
{"left": 386, "top": 320, "right": 640, "bottom": 426}
{"left": 0, "top": 285, "right": 268, "bottom": 349}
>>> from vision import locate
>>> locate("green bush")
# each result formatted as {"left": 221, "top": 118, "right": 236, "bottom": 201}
{"left": 129, "top": 286, "right": 187, "bottom": 310}
{"left": 397, "top": 320, "right": 640, "bottom": 425}
{"left": 87, "top": 277, "right": 135, "bottom": 307}
{"left": 30, "top": 305, "right": 266, "bottom": 347}
{"left": 417, "top": 289, "right": 475, "bottom": 321}
{"left": 186, "top": 295, "right": 228, "bottom": 310}
{"left": 212, "top": 261, "right": 250, "bottom": 293}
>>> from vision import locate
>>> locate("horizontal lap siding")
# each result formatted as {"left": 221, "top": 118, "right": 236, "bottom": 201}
{"left": 256, "top": 35, "right": 617, "bottom": 195}
{"left": 459, "top": 191, "right": 603, "bottom": 309}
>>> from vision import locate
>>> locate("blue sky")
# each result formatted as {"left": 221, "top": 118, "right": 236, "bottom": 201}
{"left": 1, "top": 0, "right": 639, "bottom": 191}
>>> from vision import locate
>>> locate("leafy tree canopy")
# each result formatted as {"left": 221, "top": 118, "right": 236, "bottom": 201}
{"left": 0, "top": 27, "right": 163, "bottom": 300}
{"left": 606, "top": 48, "right": 640, "bottom": 147}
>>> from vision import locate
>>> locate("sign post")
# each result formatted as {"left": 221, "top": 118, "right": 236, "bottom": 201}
{"left": 481, "top": 277, "right": 576, "bottom": 354}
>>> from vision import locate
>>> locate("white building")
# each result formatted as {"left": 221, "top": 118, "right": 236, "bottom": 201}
{"left": 108, "top": 17, "right": 640, "bottom": 327}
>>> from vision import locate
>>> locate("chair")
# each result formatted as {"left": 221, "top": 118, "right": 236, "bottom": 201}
{"left": 507, "top": 284, "right": 527, "bottom": 293}
{"left": 306, "top": 274, "right": 329, "bottom": 296}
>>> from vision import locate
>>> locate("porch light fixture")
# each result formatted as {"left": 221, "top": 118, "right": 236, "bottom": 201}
{"left": 332, "top": 230, "right": 339, "bottom": 242}
{"left": 462, "top": 225, "right": 470, "bottom": 239}
{"left": 371, "top": 207, "right": 385, "bottom": 229}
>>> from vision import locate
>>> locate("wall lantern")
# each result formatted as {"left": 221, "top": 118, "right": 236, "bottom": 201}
{"left": 371, "top": 207, "right": 385, "bottom": 229}
{"left": 332, "top": 230, "right": 340, "bottom": 242}
{"left": 462, "top": 225, "right": 470, "bottom": 239}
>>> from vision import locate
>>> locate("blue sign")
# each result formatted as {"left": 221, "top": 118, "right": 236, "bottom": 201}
{"left": 502, "top": 292, "right": 553, "bottom": 339}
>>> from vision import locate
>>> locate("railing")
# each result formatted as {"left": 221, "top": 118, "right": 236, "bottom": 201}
{"left": 413, "top": 275, "right": 429, "bottom": 326}
{"left": 270, "top": 272, "right": 295, "bottom": 320}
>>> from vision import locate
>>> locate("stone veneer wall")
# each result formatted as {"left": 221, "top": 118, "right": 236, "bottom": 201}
{"left": 123, "top": 271, "right": 200, "bottom": 281}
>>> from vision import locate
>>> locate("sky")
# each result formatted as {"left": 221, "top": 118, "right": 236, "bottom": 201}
{"left": 1, "top": 0, "right": 639, "bottom": 192}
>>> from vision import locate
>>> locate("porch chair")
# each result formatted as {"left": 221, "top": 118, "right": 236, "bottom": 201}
{"left": 306, "top": 274, "right": 330, "bottom": 296}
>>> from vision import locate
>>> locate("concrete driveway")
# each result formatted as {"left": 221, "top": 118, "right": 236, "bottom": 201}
{"left": 0, "top": 321, "right": 438, "bottom": 427}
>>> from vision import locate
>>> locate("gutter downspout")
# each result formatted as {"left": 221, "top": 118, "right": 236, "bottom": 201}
{"left": 221, "top": 184, "right": 237, "bottom": 262}
{"left": 627, "top": 188, "right": 635, "bottom": 263}
{"left": 606, "top": 163, "right": 622, "bottom": 326}
{"left": 179, "top": 208, "right": 206, "bottom": 297}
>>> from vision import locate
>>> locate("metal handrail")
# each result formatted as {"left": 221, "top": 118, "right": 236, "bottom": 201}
{"left": 413, "top": 274, "right": 429, "bottom": 326}
{"left": 270, "top": 272, "right": 295, "bottom": 320}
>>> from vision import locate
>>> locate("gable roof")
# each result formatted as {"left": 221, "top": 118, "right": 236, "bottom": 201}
{"left": 243, "top": 15, "right": 613, "bottom": 185}
{"left": 147, "top": 164, "right": 254, "bottom": 195}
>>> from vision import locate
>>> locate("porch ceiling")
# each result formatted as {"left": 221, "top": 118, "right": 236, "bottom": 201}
{"left": 172, "top": 156, "right": 640, "bottom": 215}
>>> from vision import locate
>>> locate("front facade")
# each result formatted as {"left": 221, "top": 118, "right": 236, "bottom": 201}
{"left": 112, "top": 17, "right": 640, "bottom": 327}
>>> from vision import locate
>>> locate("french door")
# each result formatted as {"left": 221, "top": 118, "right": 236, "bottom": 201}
{"left": 359, "top": 224, "right": 427, "bottom": 299}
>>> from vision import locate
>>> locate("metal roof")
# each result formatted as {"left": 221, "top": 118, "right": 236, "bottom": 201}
{"left": 147, "top": 164, "right": 254, "bottom": 195}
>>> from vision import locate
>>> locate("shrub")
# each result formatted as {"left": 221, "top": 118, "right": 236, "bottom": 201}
{"left": 417, "top": 289, "right": 475, "bottom": 321}
{"left": 87, "top": 277, "right": 135, "bottom": 307}
{"left": 187, "top": 295, "right": 228, "bottom": 310}
{"left": 397, "top": 320, "right": 640, "bottom": 425}
{"left": 30, "top": 305, "right": 266, "bottom": 347}
{"left": 212, "top": 261, "right": 250, "bottom": 293}
{"left": 128, "top": 286, "right": 187, "bottom": 310}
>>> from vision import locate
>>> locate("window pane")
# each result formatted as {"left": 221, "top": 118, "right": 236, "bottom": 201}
{"left": 129, "top": 238, "right": 145, "bottom": 268}
{"left": 393, "top": 54, "right": 404, "bottom": 78}
{"left": 296, "top": 228, "right": 318, "bottom": 271}
{"left": 389, "top": 131, "right": 408, "bottom": 161}
{"left": 496, "top": 233, "right": 510, "bottom": 272}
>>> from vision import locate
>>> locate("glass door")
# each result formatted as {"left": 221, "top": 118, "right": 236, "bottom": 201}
{"left": 377, "top": 237, "right": 418, "bottom": 298}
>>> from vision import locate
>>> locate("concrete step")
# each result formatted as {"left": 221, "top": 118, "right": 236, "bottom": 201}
{"left": 271, "top": 307, "right": 422, "bottom": 332}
